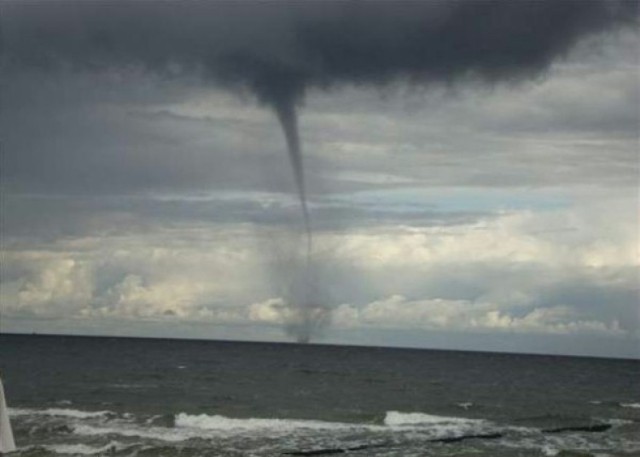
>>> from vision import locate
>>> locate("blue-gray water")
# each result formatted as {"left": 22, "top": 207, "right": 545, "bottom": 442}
{"left": 0, "top": 334, "right": 638, "bottom": 456}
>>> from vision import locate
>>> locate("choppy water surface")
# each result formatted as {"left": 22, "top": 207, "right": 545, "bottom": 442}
{"left": 1, "top": 334, "right": 638, "bottom": 456}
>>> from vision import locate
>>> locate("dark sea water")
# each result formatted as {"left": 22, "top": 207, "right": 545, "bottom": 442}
{"left": 0, "top": 334, "right": 638, "bottom": 456}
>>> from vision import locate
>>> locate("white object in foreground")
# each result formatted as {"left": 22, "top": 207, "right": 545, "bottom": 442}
{"left": 0, "top": 376, "right": 16, "bottom": 453}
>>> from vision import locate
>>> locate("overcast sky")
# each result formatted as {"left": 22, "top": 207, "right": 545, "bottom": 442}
{"left": 1, "top": 1, "right": 638, "bottom": 358}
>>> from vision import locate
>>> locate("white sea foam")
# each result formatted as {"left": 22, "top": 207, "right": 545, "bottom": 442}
{"left": 383, "top": 410, "right": 495, "bottom": 439}
{"left": 145, "top": 414, "right": 162, "bottom": 425}
{"left": 73, "top": 424, "right": 191, "bottom": 442}
{"left": 541, "top": 445, "right": 560, "bottom": 456}
{"left": 175, "top": 413, "right": 368, "bottom": 432}
{"left": 45, "top": 442, "right": 123, "bottom": 455}
{"left": 60, "top": 409, "right": 504, "bottom": 444}
{"left": 620, "top": 402, "right": 640, "bottom": 409}
{"left": 9, "top": 407, "right": 110, "bottom": 419}
{"left": 12, "top": 406, "right": 490, "bottom": 436}
{"left": 384, "top": 411, "right": 484, "bottom": 427}
{"left": 73, "top": 413, "right": 378, "bottom": 443}
{"left": 73, "top": 418, "right": 356, "bottom": 443}
{"left": 173, "top": 411, "right": 496, "bottom": 438}
{"left": 177, "top": 411, "right": 492, "bottom": 435}
{"left": 605, "top": 418, "right": 634, "bottom": 427}
{"left": 73, "top": 413, "right": 362, "bottom": 443}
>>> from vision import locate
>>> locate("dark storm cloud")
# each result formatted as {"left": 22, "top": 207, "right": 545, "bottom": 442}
{"left": 2, "top": 0, "right": 637, "bottom": 198}
{"left": 4, "top": 0, "right": 636, "bottom": 199}
{"left": 4, "top": 0, "right": 636, "bottom": 100}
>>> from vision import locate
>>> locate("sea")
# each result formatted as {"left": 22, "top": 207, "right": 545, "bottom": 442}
{"left": 0, "top": 334, "right": 638, "bottom": 457}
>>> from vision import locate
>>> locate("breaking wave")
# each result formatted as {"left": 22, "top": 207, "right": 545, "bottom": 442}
{"left": 8, "top": 406, "right": 640, "bottom": 456}
{"left": 10, "top": 407, "right": 111, "bottom": 419}
{"left": 620, "top": 402, "right": 640, "bottom": 409}
{"left": 384, "top": 411, "right": 484, "bottom": 427}
{"left": 175, "top": 413, "right": 364, "bottom": 432}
